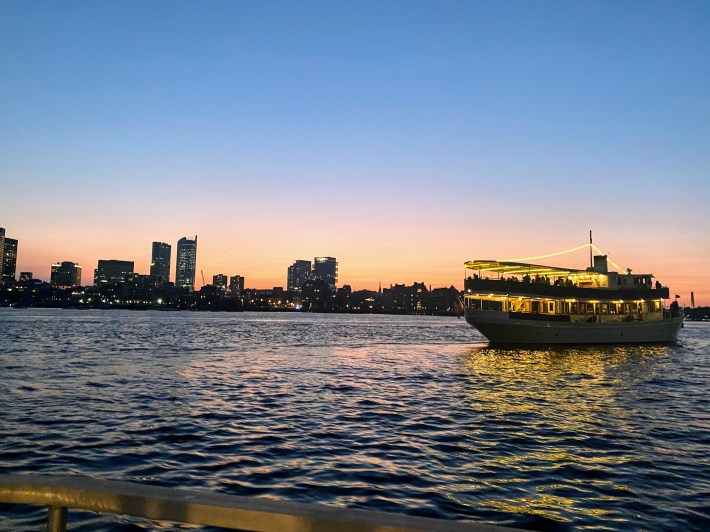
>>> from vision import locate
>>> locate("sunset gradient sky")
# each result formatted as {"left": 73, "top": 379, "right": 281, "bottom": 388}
{"left": 1, "top": 1, "right": 709, "bottom": 303}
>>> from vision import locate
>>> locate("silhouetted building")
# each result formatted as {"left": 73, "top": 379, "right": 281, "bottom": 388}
{"left": 349, "top": 290, "right": 382, "bottom": 313}
{"left": 229, "top": 275, "right": 244, "bottom": 295}
{"left": 0, "top": 228, "right": 5, "bottom": 281}
{"left": 241, "top": 287, "right": 290, "bottom": 309}
{"left": 51, "top": 261, "right": 82, "bottom": 288}
{"left": 176, "top": 236, "right": 197, "bottom": 290}
{"left": 382, "top": 282, "right": 428, "bottom": 313}
{"left": 213, "top": 274, "right": 228, "bottom": 291}
{"left": 150, "top": 242, "right": 171, "bottom": 285}
{"left": 691, "top": 292, "right": 695, "bottom": 308}
{"left": 2, "top": 237, "right": 18, "bottom": 284}
{"left": 19, "top": 272, "right": 32, "bottom": 283}
{"left": 94, "top": 260, "right": 134, "bottom": 285}
{"left": 287, "top": 260, "right": 311, "bottom": 292}
{"left": 313, "top": 257, "right": 337, "bottom": 290}
{"left": 301, "top": 278, "right": 335, "bottom": 312}
{"left": 124, "top": 273, "right": 152, "bottom": 287}
{"left": 335, "top": 284, "right": 352, "bottom": 310}
{"left": 425, "top": 286, "right": 460, "bottom": 314}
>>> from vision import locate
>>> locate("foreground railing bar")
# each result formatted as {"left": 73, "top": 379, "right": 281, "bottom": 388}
{"left": 46, "top": 505, "right": 67, "bottom": 532}
{"left": 0, "top": 475, "right": 515, "bottom": 532}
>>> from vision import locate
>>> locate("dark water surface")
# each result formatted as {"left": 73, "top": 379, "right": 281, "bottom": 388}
{"left": 1, "top": 309, "right": 709, "bottom": 530}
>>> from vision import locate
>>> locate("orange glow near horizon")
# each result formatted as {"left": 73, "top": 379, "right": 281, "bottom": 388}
{"left": 7, "top": 219, "right": 709, "bottom": 306}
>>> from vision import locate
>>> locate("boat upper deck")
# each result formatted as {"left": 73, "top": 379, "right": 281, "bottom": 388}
{"left": 465, "top": 276, "right": 669, "bottom": 300}
{"left": 464, "top": 258, "right": 669, "bottom": 300}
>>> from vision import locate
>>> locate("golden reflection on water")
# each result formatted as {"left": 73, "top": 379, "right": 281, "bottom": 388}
{"left": 460, "top": 343, "right": 670, "bottom": 417}
{"left": 459, "top": 343, "right": 671, "bottom": 523}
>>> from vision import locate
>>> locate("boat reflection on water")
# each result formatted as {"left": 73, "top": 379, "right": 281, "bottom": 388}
{"left": 457, "top": 343, "right": 672, "bottom": 527}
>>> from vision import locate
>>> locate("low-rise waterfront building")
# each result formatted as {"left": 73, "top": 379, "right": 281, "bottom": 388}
{"left": 382, "top": 282, "right": 428, "bottom": 313}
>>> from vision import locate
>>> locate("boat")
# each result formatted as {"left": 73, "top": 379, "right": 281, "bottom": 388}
{"left": 463, "top": 246, "right": 684, "bottom": 345}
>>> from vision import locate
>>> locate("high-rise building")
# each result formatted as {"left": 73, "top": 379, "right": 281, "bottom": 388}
{"left": 94, "top": 260, "right": 135, "bottom": 285}
{"left": 176, "top": 236, "right": 197, "bottom": 290}
{"left": 313, "top": 257, "right": 337, "bottom": 290}
{"left": 213, "top": 274, "right": 228, "bottom": 291}
{"left": 51, "top": 262, "right": 82, "bottom": 288}
{"left": 150, "top": 242, "right": 171, "bottom": 286}
{"left": 0, "top": 228, "right": 5, "bottom": 281}
{"left": 287, "top": 260, "right": 311, "bottom": 292}
{"left": 2, "top": 237, "right": 17, "bottom": 284}
{"left": 229, "top": 275, "right": 244, "bottom": 295}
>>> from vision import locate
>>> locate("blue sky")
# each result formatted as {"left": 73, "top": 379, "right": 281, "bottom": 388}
{"left": 1, "top": 1, "right": 709, "bottom": 298}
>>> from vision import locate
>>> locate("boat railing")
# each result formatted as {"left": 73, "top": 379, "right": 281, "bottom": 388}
{"left": 464, "top": 277, "right": 670, "bottom": 300}
{"left": 0, "top": 474, "right": 512, "bottom": 532}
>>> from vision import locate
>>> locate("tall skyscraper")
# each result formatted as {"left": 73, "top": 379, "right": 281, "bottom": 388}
{"left": 94, "top": 260, "right": 135, "bottom": 285}
{"left": 213, "top": 274, "right": 228, "bottom": 291}
{"left": 2, "top": 237, "right": 17, "bottom": 284}
{"left": 229, "top": 275, "right": 244, "bottom": 295}
{"left": 287, "top": 260, "right": 311, "bottom": 292}
{"left": 176, "top": 236, "right": 197, "bottom": 290}
{"left": 51, "top": 262, "right": 82, "bottom": 288}
{"left": 313, "top": 257, "right": 337, "bottom": 290}
{"left": 0, "top": 228, "right": 5, "bottom": 283}
{"left": 150, "top": 242, "right": 171, "bottom": 285}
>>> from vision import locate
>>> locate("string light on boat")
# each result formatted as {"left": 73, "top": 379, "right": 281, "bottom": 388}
{"left": 499, "top": 243, "right": 590, "bottom": 262}
{"left": 495, "top": 241, "right": 627, "bottom": 274}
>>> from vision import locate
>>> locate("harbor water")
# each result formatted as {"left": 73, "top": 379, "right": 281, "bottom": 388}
{"left": 1, "top": 309, "right": 709, "bottom": 530}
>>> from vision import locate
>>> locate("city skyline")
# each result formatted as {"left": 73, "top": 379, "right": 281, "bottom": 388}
{"left": 1, "top": 2, "right": 708, "bottom": 302}
{"left": 0, "top": 223, "right": 704, "bottom": 306}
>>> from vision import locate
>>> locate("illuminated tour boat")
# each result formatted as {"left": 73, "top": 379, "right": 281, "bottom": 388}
{"left": 463, "top": 244, "right": 684, "bottom": 345}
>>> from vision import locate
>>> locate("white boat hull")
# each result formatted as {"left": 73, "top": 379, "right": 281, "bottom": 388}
{"left": 465, "top": 310, "right": 684, "bottom": 345}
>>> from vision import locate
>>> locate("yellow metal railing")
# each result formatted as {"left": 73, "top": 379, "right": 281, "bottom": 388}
{"left": 0, "top": 474, "right": 514, "bottom": 532}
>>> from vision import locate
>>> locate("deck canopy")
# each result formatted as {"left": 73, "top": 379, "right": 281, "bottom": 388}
{"left": 464, "top": 260, "right": 589, "bottom": 278}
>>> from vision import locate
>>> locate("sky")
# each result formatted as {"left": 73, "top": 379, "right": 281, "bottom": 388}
{"left": 1, "top": 1, "right": 709, "bottom": 303}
